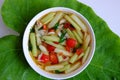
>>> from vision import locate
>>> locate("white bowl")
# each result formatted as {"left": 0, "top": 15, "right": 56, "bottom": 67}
{"left": 23, "top": 7, "right": 95, "bottom": 79}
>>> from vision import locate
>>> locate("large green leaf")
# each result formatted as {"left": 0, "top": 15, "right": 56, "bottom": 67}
{"left": 0, "top": 0, "right": 120, "bottom": 80}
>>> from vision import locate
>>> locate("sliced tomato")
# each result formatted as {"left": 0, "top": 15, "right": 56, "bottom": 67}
{"left": 48, "top": 29, "right": 55, "bottom": 32}
{"left": 65, "top": 46, "right": 71, "bottom": 52}
{"left": 47, "top": 44, "right": 55, "bottom": 52}
{"left": 76, "top": 48, "right": 83, "bottom": 55}
{"left": 43, "top": 24, "right": 47, "bottom": 30}
{"left": 64, "top": 22, "right": 75, "bottom": 30}
{"left": 49, "top": 52, "right": 58, "bottom": 64}
{"left": 39, "top": 54, "right": 49, "bottom": 63}
{"left": 64, "top": 22, "right": 70, "bottom": 28}
{"left": 66, "top": 38, "right": 77, "bottom": 48}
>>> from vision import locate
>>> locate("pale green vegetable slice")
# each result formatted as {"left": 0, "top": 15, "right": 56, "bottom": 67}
{"left": 48, "top": 12, "right": 64, "bottom": 28}
{"left": 60, "top": 61, "right": 69, "bottom": 65}
{"left": 65, "top": 62, "right": 81, "bottom": 73}
{"left": 72, "top": 30, "right": 82, "bottom": 44}
{"left": 39, "top": 45, "right": 48, "bottom": 55}
{"left": 76, "top": 29, "right": 83, "bottom": 39}
{"left": 34, "top": 26, "right": 41, "bottom": 46}
{"left": 57, "top": 54, "right": 63, "bottom": 62}
{"left": 70, "top": 14, "right": 87, "bottom": 32}
{"left": 58, "top": 64, "right": 71, "bottom": 72}
{"left": 69, "top": 53, "right": 78, "bottom": 64}
{"left": 64, "top": 15, "right": 81, "bottom": 31}
{"left": 66, "top": 28, "right": 76, "bottom": 39}
{"left": 45, "top": 64, "right": 64, "bottom": 71}
{"left": 83, "top": 34, "right": 91, "bottom": 50}
{"left": 41, "top": 12, "right": 56, "bottom": 24}
{"left": 82, "top": 46, "right": 90, "bottom": 63}
{"left": 45, "top": 41, "right": 65, "bottom": 50}
{"left": 42, "top": 35, "right": 60, "bottom": 42}
{"left": 77, "top": 52, "right": 84, "bottom": 60}
{"left": 30, "top": 33, "right": 38, "bottom": 57}
{"left": 55, "top": 48, "right": 73, "bottom": 57}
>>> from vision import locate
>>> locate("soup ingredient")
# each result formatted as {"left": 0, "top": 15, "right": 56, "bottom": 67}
{"left": 30, "top": 33, "right": 38, "bottom": 57}
{"left": 49, "top": 52, "right": 58, "bottom": 64}
{"left": 64, "top": 15, "right": 81, "bottom": 31}
{"left": 48, "top": 12, "right": 64, "bottom": 28}
{"left": 47, "top": 44, "right": 55, "bottom": 52}
{"left": 45, "top": 41, "right": 65, "bottom": 50}
{"left": 82, "top": 46, "right": 90, "bottom": 63}
{"left": 66, "top": 28, "right": 75, "bottom": 39}
{"left": 39, "top": 53, "right": 49, "bottom": 63}
{"left": 65, "top": 62, "right": 81, "bottom": 73}
{"left": 83, "top": 34, "right": 91, "bottom": 50}
{"left": 54, "top": 23, "right": 59, "bottom": 30}
{"left": 59, "top": 30, "right": 67, "bottom": 43}
{"left": 66, "top": 38, "right": 77, "bottom": 48}
{"left": 42, "top": 35, "right": 60, "bottom": 42}
{"left": 39, "top": 45, "right": 48, "bottom": 55}
{"left": 41, "top": 12, "right": 56, "bottom": 24}
{"left": 76, "top": 48, "right": 83, "bottom": 55}
{"left": 45, "top": 64, "right": 64, "bottom": 71}
{"left": 70, "top": 14, "right": 87, "bottom": 32}
{"left": 72, "top": 30, "right": 82, "bottom": 44}
{"left": 55, "top": 48, "right": 72, "bottom": 57}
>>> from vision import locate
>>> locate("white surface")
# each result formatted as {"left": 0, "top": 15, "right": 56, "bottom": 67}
{"left": 0, "top": 0, "right": 120, "bottom": 37}
{"left": 78, "top": 0, "right": 120, "bottom": 37}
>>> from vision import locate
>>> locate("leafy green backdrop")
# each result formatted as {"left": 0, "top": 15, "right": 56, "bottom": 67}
{"left": 0, "top": 0, "right": 120, "bottom": 80}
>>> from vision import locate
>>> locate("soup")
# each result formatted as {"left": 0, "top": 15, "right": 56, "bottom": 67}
{"left": 29, "top": 11, "right": 91, "bottom": 74}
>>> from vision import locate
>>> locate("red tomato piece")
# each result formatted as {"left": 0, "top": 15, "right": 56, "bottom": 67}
{"left": 65, "top": 46, "right": 71, "bottom": 52}
{"left": 76, "top": 48, "right": 83, "bottom": 55}
{"left": 43, "top": 24, "right": 47, "bottom": 30}
{"left": 66, "top": 38, "right": 77, "bottom": 48}
{"left": 48, "top": 29, "right": 55, "bottom": 32}
{"left": 40, "top": 54, "right": 49, "bottom": 63}
{"left": 47, "top": 44, "right": 55, "bottom": 52}
{"left": 49, "top": 52, "right": 58, "bottom": 64}
{"left": 64, "top": 22, "right": 71, "bottom": 28}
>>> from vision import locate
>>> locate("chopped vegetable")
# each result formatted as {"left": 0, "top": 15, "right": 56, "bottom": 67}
{"left": 66, "top": 38, "right": 77, "bottom": 48}
{"left": 55, "top": 48, "right": 72, "bottom": 57}
{"left": 43, "top": 24, "right": 47, "bottom": 30}
{"left": 45, "top": 64, "right": 64, "bottom": 71}
{"left": 64, "top": 15, "right": 81, "bottom": 31}
{"left": 58, "top": 64, "right": 70, "bottom": 72}
{"left": 76, "top": 48, "right": 83, "bottom": 55}
{"left": 49, "top": 52, "right": 58, "bottom": 64}
{"left": 45, "top": 41, "right": 65, "bottom": 50}
{"left": 65, "top": 62, "right": 81, "bottom": 73}
{"left": 83, "top": 34, "right": 91, "bottom": 50}
{"left": 30, "top": 33, "right": 38, "bottom": 57}
{"left": 72, "top": 30, "right": 82, "bottom": 44}
{"left": 41, "top": 12, "right": 56, "bottom": 24}
{"left": 82, "top": 46, "right": 90, "bottom": 63}
{"left": 59, "top": 30, "right": 67, "bottom": 43}
{"left": 42, "top": 35, "right": 60, "bottom": 42}
{"left": 69, "top": 54, "right": 78, "bottom": 63}
{"left": 39, "top": 45, "right": 48, "bottom": 55}
{"left": 54, "top": 23, "right": 59, "bottom": 30}
{"left": 38, "top": 53, "right": 49, "bottom": 63}
{"left": 48, "top": 12, "right": 64, "bottom": 28}
{"left": 70, "top": 14, "right": 87, "bottom": 32}
{"left": 47, "top": 44, "right": 55, "bottom": 52}
{"left": 66, "top": 28, "right": 75, "bottom": 39}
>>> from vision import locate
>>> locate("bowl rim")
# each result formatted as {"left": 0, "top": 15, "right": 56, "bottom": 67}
{"left": 23, "top": 7, "right": 96, "bottom": 79}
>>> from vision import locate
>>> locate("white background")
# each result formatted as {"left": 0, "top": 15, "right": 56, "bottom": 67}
{"left": 0, "top": 0, "right": 120, "bottom": 37}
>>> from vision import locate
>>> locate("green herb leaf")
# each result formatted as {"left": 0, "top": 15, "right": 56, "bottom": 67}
{"left": 1, "top": 0, "right": 120, "bottom": 80}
